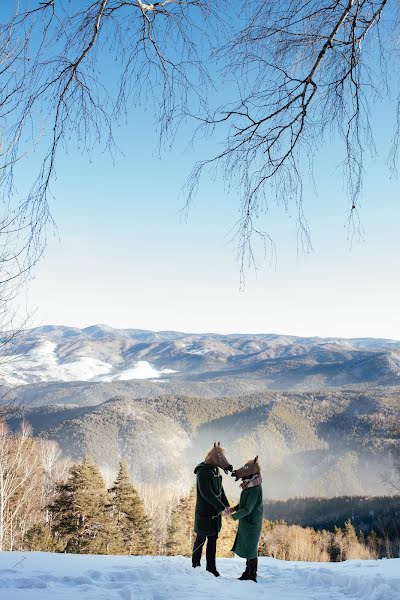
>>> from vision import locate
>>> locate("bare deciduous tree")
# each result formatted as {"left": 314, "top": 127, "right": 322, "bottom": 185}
{"left": 0, "top": 420, "right": 68, "bottom": 550}
{"left": 0, "top": 420, "right": 41, "bottom": 550}
{"left": 0, "top": 0, "right": 216, "bottom": 327}
{"left": 136, "top": 481, "right": 183, "bottom": 554}
{"left": 36, "top": 438, "right": 70, "bottom": 524}
{"left": 0, "top": 0, "right": 398, "bottom": 293}
{"left": 186, "top": 0, "right": 399, "bottom": 279}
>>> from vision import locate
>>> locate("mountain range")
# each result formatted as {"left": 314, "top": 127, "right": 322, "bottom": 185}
{"left": 1, "top": 324, "right": 400, "bottom": 388}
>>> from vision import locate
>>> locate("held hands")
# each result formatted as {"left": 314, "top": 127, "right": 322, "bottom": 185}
{"left": 223, "top": 506, "right": 233, "bottom": 519}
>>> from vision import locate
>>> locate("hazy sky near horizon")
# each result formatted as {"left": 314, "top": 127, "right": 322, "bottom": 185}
{"left": 12, "top": 12, "right": 400, "bottom": 339}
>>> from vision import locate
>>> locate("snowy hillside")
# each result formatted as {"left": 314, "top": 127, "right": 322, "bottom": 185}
{"left": 0, "top": 338, "right": 176, "bottom": 386}
{"left": 1, "top": 324, "right": 400, "bottom": 387}
{"left": 0, "top": 553, "right": 399, "bottom": 600}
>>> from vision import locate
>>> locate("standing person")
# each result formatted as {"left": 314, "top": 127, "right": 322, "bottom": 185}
{"left": 192, "top": 442, "right": 232, "bottom": 577}
{"left": 230, "top": 456, "right": 263, "bottom": 582}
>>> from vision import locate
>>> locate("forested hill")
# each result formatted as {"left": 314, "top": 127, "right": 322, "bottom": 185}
{"left": 265, "top": 496, "right": 400, "bottom": 540}
{"left": 2, "top": 325, "right": 399, "bottom": 499}
{"left": 7, "top": 388, "right": 400, "bottom": 499}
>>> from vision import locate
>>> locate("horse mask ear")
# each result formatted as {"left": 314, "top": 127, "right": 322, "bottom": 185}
{"left": 217, "top": 441, "right": 221, "bottom": 447}
{"left": 213, "top": 442, "right": 216, "bottom": 448}
{"left": 254, "top": 456, "right": 258, "bottom": 464}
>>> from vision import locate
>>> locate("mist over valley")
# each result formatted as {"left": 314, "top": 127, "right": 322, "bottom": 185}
{"left": 2, "top": 325, "right": 399, "bottom": 500}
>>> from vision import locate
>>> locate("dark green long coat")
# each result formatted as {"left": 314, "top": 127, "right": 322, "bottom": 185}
{"left": 194, "top": 462, "right": 229, "bottom": 536}
{"left": 232, "top": 484, "right": 263, "bottom": 559}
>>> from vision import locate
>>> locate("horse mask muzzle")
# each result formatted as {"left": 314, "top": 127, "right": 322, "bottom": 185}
{"left": 230, "top": 457, "right": 259, "bottom": 481}
{"left": 231, "top": 469, "right": 240, "bottom": 481}
{"left": 224, "top": 464, "right": 233, "bottom": 474}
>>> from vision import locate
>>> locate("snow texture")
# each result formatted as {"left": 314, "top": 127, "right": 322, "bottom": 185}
{"left": 0, "top": 553, "right": 399, "bottom": 600}
{"left": 1, "top": 339, "right": 176, "bottom": 385}
{"left": 2, "top": 325, "right": 400, "bottom": 387}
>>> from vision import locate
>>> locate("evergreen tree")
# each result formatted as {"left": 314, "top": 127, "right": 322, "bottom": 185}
{"left": 343, "top": 519, "right": 358, "bottom": 546}
{"left": 367, "top": 530, "right": 379, "bottom": 556}
{"left": 330, "top": 526, "right": 345, "bottom": 561}
{"left": 50, "top": 456, "right": 123, "bottom": 554}
{"left": 342, "top": 519, "right": 361, "bottom": 559}
{"left": 166, "top": 486, "right": 196, "bottom": 556}
{"left": 24, "top": 525, "right": 58, "bottom": 552}
{"left": 110, "top": 460, "right": 155, "bottom": 555}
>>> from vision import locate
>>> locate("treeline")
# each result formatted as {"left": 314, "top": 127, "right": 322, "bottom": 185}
{"left": 265, "top": 496, "right": 400, "bottom": 557}
{"left": 0, "top": 421, "right": 397, "bottom": 560}
{"left": 260, "top": 520, "right": 377, "bottom": 562}
{"left": 166, "top": 489, "right": 379, "bottom": 562}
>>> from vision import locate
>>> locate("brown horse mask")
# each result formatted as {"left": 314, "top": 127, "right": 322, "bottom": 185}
{"left": 204, "top": 442, "right": 233, "bottom": 474}
{"left": 231, "top": 456, "right": 260, "bottom": 481}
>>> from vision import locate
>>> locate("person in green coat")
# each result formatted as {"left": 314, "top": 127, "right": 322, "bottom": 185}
{"left": 229, "top": 456, "right": 263, "bottom": 582}
{"left": 192, "top": 442, "right": 232, "bottom": 576}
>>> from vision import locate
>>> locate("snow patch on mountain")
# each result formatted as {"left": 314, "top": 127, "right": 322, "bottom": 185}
{"left": 0, "top": 338, "right": 177, "bottom": 385}
{"left": 2, "top": 325, "right": 400, "bottom": 387}
{"left": 100, "top": 361, "right": 177, "bottom": 382}
{"left": 0, "top": 339, "right": 112, "bottom": 385}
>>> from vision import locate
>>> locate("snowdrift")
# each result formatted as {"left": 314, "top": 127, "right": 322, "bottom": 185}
{"left": 0, "top": 553, "right": 399, "bottom": 600}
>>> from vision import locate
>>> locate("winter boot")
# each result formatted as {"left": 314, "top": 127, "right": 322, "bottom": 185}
{"left": 206, "top": 564, "right": 220, "bottom": 577}
{"left": 238, "top": 560, "right": 250, "bottom": 580}
{"left": 248, "top": 558, "right": 258, "bottom": 582}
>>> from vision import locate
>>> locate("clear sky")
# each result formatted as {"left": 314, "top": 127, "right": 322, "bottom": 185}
{"left": 22, "top": 102, "right": 399, "bottom": 339}
{"left": 11, "top": 8, "right": 400, "bottom": 339}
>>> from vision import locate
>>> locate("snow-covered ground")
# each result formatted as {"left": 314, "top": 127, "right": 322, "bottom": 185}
{"left": 0, "top": 553, "right": 399, "bottom": 600}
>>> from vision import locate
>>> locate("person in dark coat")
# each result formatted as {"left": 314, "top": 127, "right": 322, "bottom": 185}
{"left": 192, "top": 442, "right": 232, "bottom": 576}
{"left": 229, "top": 456, "right": 263, "bottom": 582}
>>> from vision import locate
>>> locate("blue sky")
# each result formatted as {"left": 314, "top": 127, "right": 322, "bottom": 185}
{"left": 10, "top": 5, "right": 400, "bottom": 338}
{"left": 23, "top": 96, "right": 400, "bottom": 339}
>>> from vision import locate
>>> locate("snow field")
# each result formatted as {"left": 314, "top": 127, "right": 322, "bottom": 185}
{"left": 0, "top": 339, "right": 176, "bottom": 385}
{"left": 0, "top": 553, "right": 399, "bottom": 600}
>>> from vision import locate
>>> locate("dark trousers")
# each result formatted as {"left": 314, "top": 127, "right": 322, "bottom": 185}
{"left": 192, "top": 533, "right": 218, "bottom": 567}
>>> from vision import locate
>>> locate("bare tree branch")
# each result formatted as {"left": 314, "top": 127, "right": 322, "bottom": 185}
{"left": 186, "top": 0, "right": 396, "bottom": 278}
{"left": 0, "top": 0, "right": 217, "bottom": 313}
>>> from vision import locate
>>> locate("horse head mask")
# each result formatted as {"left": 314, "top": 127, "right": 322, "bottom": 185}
{"left": 231, "top": 456, "right": 260, "bottom": 481}
{"left": 205, "top": 442, "right": 233, "bottom": 474}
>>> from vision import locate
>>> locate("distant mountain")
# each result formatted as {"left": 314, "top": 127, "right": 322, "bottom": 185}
{"left": 1, "top": 325, "right": 400, "bottom": 389}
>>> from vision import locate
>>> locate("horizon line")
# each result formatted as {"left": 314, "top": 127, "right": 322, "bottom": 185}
{"left": 22, "top": 323, "right": 400, "bottom": 343}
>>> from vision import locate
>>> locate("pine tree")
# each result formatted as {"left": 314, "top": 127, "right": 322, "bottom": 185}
{"left": 330, "top": 526, "right": 345, "bottom": 561}
{"left": 110, "top": 460, "right": 155, "bottom": 555}
{"left": 367, "top": 530, "right": 379, "bottom": 556}
{"left": 166, "top": 486, "right": 196, "bottom": 556}
{"left": 24, "top": 525, "right": 58, "bottom": 552}
{"left": 342, "top": 519, "right": 363, "bottom": 559}
{"left": 50, "top": 456, "right": 124, "bottom": 554}
{"left": 343, "top": 519, "right": 358, "bottom": 545}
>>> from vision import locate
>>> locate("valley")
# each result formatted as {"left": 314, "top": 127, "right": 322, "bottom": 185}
{"left": 2, "top": 326, "right": 400, "bottom": 499}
